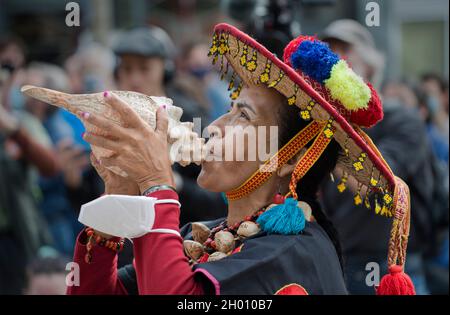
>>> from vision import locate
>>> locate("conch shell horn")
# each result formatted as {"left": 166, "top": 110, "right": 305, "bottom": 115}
{"left": 21, "top": 85, "right": 206, "bottom": 176}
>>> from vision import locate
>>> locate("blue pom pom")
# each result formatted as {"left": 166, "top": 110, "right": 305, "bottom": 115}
{"left": 290, "top": 40, "right": 340, "bottom": 83}
{"left": 256, "top": 198, "right": 306, "bottom": 235}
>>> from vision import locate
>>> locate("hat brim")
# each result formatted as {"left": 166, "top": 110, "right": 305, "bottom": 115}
{"left": 212, "top": 23, "right": 396, "bottom": 214}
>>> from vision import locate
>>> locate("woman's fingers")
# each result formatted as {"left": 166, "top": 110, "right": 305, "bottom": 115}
{"left": 90, "top": 152, "right": 100, "bottom": 168}
{"left": 104, "top": 92, "right": 142, "bottom": 128}
{"left": 156, "top": 106, "right": 169, "bottom": 136}
{"left": 83, "top": 132, "right": 122, "bottom": 152}
{"left": 79, "top": 111, "right": 125, "bottom": 139}
{"left": 99, "top": 154, "right": 121, "bottom": 169}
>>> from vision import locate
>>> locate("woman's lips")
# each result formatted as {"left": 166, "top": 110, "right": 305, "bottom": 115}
{"left": 203, "top": 139, "right": 223, "bottom": 162}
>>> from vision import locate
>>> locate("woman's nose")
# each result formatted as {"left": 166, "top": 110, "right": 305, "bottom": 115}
{"left": 206, "top": 115, "right": 227, "bottom": 139}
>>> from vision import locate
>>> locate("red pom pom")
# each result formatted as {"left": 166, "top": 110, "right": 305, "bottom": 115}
{"left": 349, "top": 83, "right": 383, "bottom": 128}
{"left": 283, "top": 35, "right": 317, "bottom": 67}
{"left": 376, "top": 265, "right": 416, "bottom": 295}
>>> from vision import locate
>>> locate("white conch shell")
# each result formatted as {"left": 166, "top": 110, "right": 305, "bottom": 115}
{"left": 21, "top": 85, "right": 206, "bottom": 176}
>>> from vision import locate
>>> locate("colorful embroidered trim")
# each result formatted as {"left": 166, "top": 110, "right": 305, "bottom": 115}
{"left": 288, "top": 121, "right": 335, "bottom": 199}
{"left": 387, "top": 177, "right": 411, "bottom": 267}
{"left": 225, "top": 120, "right": 325, "bottom": 201}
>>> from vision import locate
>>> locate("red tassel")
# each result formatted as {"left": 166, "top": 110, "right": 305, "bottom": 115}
{"left": 376, "top": 265, "right": 416, "bottom": 295}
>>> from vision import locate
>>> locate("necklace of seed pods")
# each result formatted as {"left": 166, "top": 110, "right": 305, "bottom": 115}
{"left": 183, "top": 194, "right": 312, "bottom": 264}
{"left": 183, "top": 207, "right": 266, "bottom": 265}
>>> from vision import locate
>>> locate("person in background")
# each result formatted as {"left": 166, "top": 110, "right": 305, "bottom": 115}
{"left": 113, "top": 27, "right": 226, "bottom": 228}
{"left": 420, "top": 73, "right": 449, "bottom": 160}
{"left": 320, "top": 19, "right": 434, "bottom": 294}
{"left": 415, "top": 85, "right": 449, "bottom": 295}
{"left": 24, "top": 247, "right": 69, "bottom": 295}
{"left": 64, "top": 43, "right": 117, "bottom": 151}
{"left": 381, "top": 80, "right": 449, "bottom": 294}
{"left": 176, "top": 40, "right": 230, "bottom": 122}
{"left": 0, "top": 36, "right": 56, "bottom": 294}
{"left": 24, "top": 62, "right": 91, "bottom": 256}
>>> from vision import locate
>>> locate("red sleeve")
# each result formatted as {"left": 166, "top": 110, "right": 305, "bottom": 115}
{"left": 9, "top": 128, "right": 60, "bottom": 177}
{"left": 66, "top": 230, "right": 128, "bottom": 295}
{"left": 132, "top": 190, "right": 205, "bottom": 295}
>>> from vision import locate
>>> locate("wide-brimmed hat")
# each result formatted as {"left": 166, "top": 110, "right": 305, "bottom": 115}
{"left": 209, "top": 23, "right": 414, "bottom": 294}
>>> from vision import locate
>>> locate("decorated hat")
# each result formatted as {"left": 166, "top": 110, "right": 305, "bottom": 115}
{"left": 209, "top": 23, "right": 415, "bottom": 295}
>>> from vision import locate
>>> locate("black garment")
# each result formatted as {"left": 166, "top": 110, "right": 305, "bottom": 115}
{"left": 119, "top": 218, "right": 347, "bottom": 295}
{"left": 324, "top": 101, "right": 434, "bottom": 256}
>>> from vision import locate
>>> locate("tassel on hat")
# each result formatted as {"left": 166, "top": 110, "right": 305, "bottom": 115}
{"left": 376, "top": 177, "right": 416, "bottom": 295}
{"left": 376, "top": 265, "right": 416, "bottom": 295}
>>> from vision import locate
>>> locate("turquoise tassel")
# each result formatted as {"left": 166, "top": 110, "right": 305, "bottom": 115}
{"left": 221, "top": 192, "right": 229, "bottom": 205}
{"left": 256, "top": 198, "right": 306, "bottom": 235}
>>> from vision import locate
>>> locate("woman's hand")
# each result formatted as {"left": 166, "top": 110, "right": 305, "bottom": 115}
{"left": 81, "top": 92, "right": 174, "bottom": 193}
{"left": 90, "top": 152, "right": 140, "bottom": 195}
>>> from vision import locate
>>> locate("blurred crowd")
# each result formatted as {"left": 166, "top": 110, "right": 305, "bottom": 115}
{"left": 0, "top": 15, "right": 448, "bottom": 295}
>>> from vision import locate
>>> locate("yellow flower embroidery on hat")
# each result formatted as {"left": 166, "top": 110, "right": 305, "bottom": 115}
{"left": 323, "top": 120, "right": 334, "bottom": 139}
{"left": 337, "top": 182, "right": 346, "bottom": 193}
{"left": 354, "top": 194, "right": 363, "bottom": 205}
{"left": 300, "top": 110, "right": 310, "bottom": 120}
{"left": 287, "top": 86, "right": 299, "bottom": 106}
{"left": 300, "top": 100, "right": 315, "bottom": 121}
{"left": 370, "top": 177, "right": 378, "bottom": 187}
{"left": 218, "top": 33, "right": 229, "bottom": 55}
{"left": 353, "top": 152, "right": 367, "bottom": 171}
{"left": 324, "top": 128, "right": 334, "bottom": 139}
{"left": 246, "top": 50, "right": 257, "bottom": 72}
{"left": 230, "top": 81, "right": 243, "bottom": 100}
{"left": 375, "top": 197, "right": 382, "bottom": 214}
{"left": 336, "top": 172, "right": 348, "bottom": 193}
{"left": 364, "top": 194, "right": 371, "bottom": 209}
{"left": 228, "top": 72, "right": 236, "bottom": 91}
{"left": 353, "top": 161, "right": 364, "bottom": 171}
{"left": 208, "top": 33, "right": 218, "bottom": 56}
{"left": 383, "top": 193, "right": 393, "bottom": 205}
{"left": 259, "top": 60, "right": 271, "bottom": 83}
{"left": 381, "top": 205, "right": 390, "bottom": 216}
{"left": 240, "top": 45, "right": 249, "bottom": 67}
{"left": 268, "top": 71, "right": 284, "bottom": 88}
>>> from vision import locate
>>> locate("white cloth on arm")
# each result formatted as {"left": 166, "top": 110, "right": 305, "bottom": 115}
{"left": 78, "top": 195, "right": 181, "bottom": 239}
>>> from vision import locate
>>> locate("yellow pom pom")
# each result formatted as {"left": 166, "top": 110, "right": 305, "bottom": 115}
{"left": 324, "top": 60, "right": 371, "bottom": 111}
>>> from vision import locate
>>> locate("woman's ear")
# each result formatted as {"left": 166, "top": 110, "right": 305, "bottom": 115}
{"left": 277, "top": 148, "right": 307, "bottom": 178}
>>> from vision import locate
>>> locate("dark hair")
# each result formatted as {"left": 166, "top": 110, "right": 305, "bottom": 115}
{"left": 27, "top": 256, "right": 68, "bottom": 275}
{"left": 0, "top": 35, "right": 27, "bottom": 65}
{"left": 277, "top": 98, "right": 344, "bottom": 271}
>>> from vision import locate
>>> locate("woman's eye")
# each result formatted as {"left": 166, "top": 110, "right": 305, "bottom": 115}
{"left": 240, "top": 111, "right": 250, "bottom": 120}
